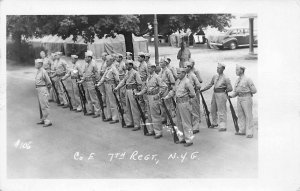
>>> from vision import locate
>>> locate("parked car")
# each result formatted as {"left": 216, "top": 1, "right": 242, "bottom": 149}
{"left": 206, "top": 28, "right": 257, "bottom": 50}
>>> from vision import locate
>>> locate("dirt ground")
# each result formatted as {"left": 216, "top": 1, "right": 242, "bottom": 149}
{"left": 6, "top": 45, "right": 258, "bottom": 178}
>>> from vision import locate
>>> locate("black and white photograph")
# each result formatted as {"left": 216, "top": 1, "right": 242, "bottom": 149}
{"left": 1, "top": 0, "right": 300, "bottom": 191}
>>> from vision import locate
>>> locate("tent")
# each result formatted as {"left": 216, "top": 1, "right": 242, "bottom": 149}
{"left": 63, "top": 36, "right": 87, "bottom": 58}
{"left": 29, "top": 34, "right": 148, "bottom": 59}
{"left": 88, "top": 34, "right": 148, "bottom": 59}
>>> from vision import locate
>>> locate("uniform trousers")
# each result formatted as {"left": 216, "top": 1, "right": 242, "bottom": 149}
{"left": 237, "top": 96, "right": 254, "bottom": 136}
{"left": 211, "top": 92, "right": 227, "bottom": 129}
{"left": 176, "top": 101, "right": 194, "bottom": 143}
{"left": 83, "top": 81, "right": 100, "bottom": 115}
{"left": 36, "top": 86, "right": 51, "bottom": 125}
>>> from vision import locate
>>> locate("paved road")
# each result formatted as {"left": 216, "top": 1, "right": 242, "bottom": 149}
{"left": 6, "top": 47, "right": 257, "bottom": 178}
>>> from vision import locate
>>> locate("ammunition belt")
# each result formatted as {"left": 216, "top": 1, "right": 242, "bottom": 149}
{"left": 147, "top": 88, "right": 160, "bottom": 95}
{"left": 238, "top": 92, "right": 252, "bottom": 97}
{"left": 126, "top": 84, "right": 137, "bottom": 90}
{"left": 176, "top": 96, "right": 189, "bottom": 103}
{"left": 214, "top": 88, "right": 226, "bottom": 93}
{"left": 36, "top": 85, "right": 46, "bottom": 88}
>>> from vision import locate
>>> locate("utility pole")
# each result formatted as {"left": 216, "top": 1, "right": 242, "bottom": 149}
{"left": 249, "top": 18, "right": 254, "bottom": 54}
{"left": 154, "top": 14, "right": 159, "bottom": 65}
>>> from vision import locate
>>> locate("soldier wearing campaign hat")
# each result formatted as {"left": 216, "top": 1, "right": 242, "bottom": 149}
{"left": 98, "top": 52, "right": 108, "bottom": 107}
{"left": 61, "top": 55, "right": 82, "bottom": 112}
{"left": 77, "top": 50, "right": 101, "bottom": 118}
{"left": 96, "top": 54, "right": 120, "bottom": 123}
{"left": 136, "top": 62, "right": 168, "bottom": 138}
{"left": 35, "top": 59, "right": 52, "bottom": 127}
{"left": 185, "top": 61, "right": 202, "bottom": 134}
{"left": 137, "top": 52, "right": 149, "bottom": 115}
{"left": 115, "top": 53, "right": 127, "bottom": 122}
{"left": 201, "top": 63, "right": 233, "bottom": 131}
{"left": 114, "top": 60, "right": 143, "bottom": 130}
{"left": 158, "top": 57, "right": 176, "bottom": 124}
{"left": 229, "top": 64, "right": 257, "bottom": 138}
{"left": 164, "top": 67, "right": 196, "bottom": 147}
{"left": 50, "top": 52, "right": 69, "bottom": 108}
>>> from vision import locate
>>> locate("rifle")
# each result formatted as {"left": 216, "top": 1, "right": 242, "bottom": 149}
{"left": 112, "top": 86, "right": 126, "bottom": 127}
{"left": 133, "top": 91, "right": 149, "bottom": 135}
{"left": 60, "top": 79, "right": 73, "bottom": 110}
{"left": 161, "top": 98, "right": 179, "bottom": 143}
{"left": 49, "top": 77, "right": 61, "bottom": 104}
{"left": 95, "top": 84, "right": 106, "bottom": 121}
{"left": 171, "top": 97, "right": 177, "bottom": 109}
{"left": 226, "top": 92, "right": 239, "bottom": 133}
{"left": 199, "top": 91, "right": 212, "bottom": 128}
{"left": 76, "top": 79, "right": 87, "bottom": 115}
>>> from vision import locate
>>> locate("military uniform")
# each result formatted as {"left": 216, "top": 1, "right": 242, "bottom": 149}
{"left": 41, "top": 57, "right": 53, "bottom": 101}
{"left": 231, "top": 69, "right": 257, "bottom": 137}
{"left": 203, "top": 65, "right": 233, "bottom": 130}
{"left": 98, "top": 63, "right": 120, "bottom": 121}
{"left": 159, "top": 65, "right": 176, "bottom": 122}
{"left": 62, "top": 55, "right": 82, "bottom": 111}
{"left": 98, "top": 57, "right": 107, "bottom": 107}
{"left": 186, "top": 68, "right": 202, "bottom": 132}
{"left": 165, "top": 70, "right": 196, "bottom": 145}
{"left": 35, "top": 62, "right": 52, "bottom": 126}
{"left": 138, "top": 70, "right": 167, "bottom": 136}
{"left": 115, "top": 67, "right": 142, "bottom": 129}
{"left": 115, "top": 57, "right": 128, "bottom": 124}
{"left": 52, "top": 55, "right": 68, "bottom": 106}
{"left": 81, "top": 55, "right": 101, "bottom": 116}
{"left": 177, "top": 48, "right": 191, "bottom": 68}
{"left": 137, "top": 57, "right": 149, "bottom": 114}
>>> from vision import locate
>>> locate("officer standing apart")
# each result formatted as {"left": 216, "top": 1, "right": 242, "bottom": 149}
{"left": 136, "top": 62, "right": 168, "bottom": 138}
{"left": 50, "top": 52, "right": 68, "bottom": 108}
{"left": 61, "top": 55, "right": 82, "bottom": 112}
{"left": 35, "top": 59, "right": 52, "bottom": 127}
{"left": 77, "top": 50, "right": 101, "bottom": 118}
{"left": 201, "top": 63, "right": 233, "bottom": 131}
{"left": 164, "top": 68, "right": 195, "bottom": 147}
{"left": 97, "top": 55, "right": 120, "bottom": 124}
{"left": 229, "top": 64, "right": 257, "bottom": 138}
{"left": 40, "top": 51, "right": 53, "bottom": 102}
{"left": 185, "top": 61, "right": 202, "bottom": 134}
{"left": 177, "top": 41, "right": 191, "bottom": 68}
{"left": 114, "top": 60, "right": 143, "bottom": 130}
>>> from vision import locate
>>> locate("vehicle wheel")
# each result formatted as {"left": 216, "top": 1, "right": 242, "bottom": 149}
{"left": 229, "top": 41, "right": 237, "bottom": 50}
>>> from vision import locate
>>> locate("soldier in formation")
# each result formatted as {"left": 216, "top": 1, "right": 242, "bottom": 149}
{"left": 35, "top": 49, "right": 256, "bottom": 144}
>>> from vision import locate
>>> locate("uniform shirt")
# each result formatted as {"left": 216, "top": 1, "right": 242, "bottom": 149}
{"left": 168, "top": 65, "right": 178, "bottom": 80}
{"left": 139, "top": 73, "right": 167, "bottom": 95}
{"left": 99, "top": 65, "right": 120, "bottom": 85}
{"left": 177, "top": 48, "right": 191, "bottom": 62}
{"left": 232, "top": 75, "right": 257, "bottom": 97}
{"left": 204, "top": 74, "right": 233, "bottom": 92}
{"left": 54, "top": 59, "right": 67, "bottom": 76}
{"left": 35, "top": 68, "right": 51, "bottom": 86}
{"left": 82, "top": 60, "right": 100, "bottom": 81}
{"left": 100, "top": 60, "right": 107, "bottom": 75}
{"left": 42, "top": 57, "right": 52, "bottom": 73}
{"left": 115, "top": 61, "right": 126, "bottom": 81}
{"left": 64, "top": 62, "right": 82, "bottom": 79}
{"left": 166, "top": 76, "right": 196, "bottom": 99}
{"left": 192, "top": 68, "right": 203, "bottom": 83}
{"left": 116, "top": 69, "right": 142, "bottom": 89}
{"left": 138, "top": 61, "right": 148, "bottom": 81}
{"left": 159, "top": 67, "right": 175, "bottom": 87}
{"left": 186, "top": 71, "right": 201, "bottom": 90}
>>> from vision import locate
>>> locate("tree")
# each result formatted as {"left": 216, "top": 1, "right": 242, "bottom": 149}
{"left": 7, "top": 14, "right": 234, "bottom": 61}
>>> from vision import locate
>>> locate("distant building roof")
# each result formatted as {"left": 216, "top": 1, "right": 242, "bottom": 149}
{"left": 240, "top": 14, "right": 257, "bottom": 19}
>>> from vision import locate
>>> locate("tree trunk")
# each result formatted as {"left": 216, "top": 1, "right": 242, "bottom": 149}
{"left": 122, "top": 31, "right": 134, "bottom": 60}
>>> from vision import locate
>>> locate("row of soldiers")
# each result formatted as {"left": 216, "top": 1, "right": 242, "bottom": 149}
{"left": 35, "top": 49, "right": 257, "bottom": 147}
